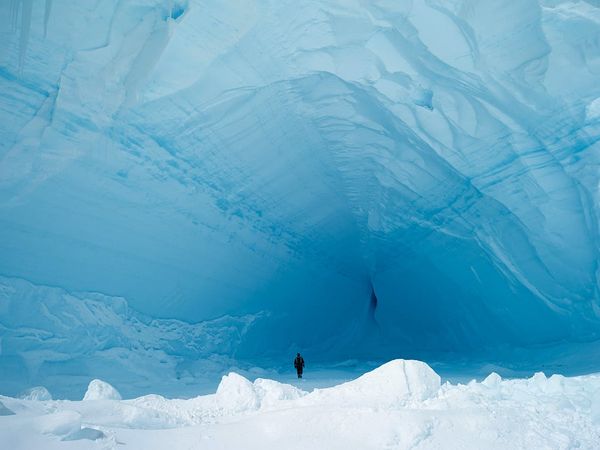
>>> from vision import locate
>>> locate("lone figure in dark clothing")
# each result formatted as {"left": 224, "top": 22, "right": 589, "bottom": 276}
{"left": 294, "top": 353, "right": 305, "bottom": 378}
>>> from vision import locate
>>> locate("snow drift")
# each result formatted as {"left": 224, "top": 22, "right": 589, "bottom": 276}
{"left": 1, "top": 360, "right": 600, "bottom": 449}
{"left": 306, "top": 359, "right": 441, "bottom": 407}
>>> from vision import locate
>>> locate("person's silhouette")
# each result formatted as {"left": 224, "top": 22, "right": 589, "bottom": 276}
{"left": 294, "top": 353, "right": 305, "bottom": 378}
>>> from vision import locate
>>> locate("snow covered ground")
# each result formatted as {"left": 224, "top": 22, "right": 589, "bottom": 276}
{"left": 1, "top": 359, "right": 599, "bottom": 450}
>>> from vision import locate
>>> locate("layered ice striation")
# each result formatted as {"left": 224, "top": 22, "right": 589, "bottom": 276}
{"left": 0, "top": 0, "right": 600, "bottom": 390}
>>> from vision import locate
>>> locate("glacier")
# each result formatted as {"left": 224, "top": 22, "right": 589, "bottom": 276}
{"left": 0, "top": 0, "right": 600, "bottom": 401}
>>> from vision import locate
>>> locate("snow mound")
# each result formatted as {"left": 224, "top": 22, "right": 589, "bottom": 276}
{"left": 0, "top": 401, "right": 15, "bottom": 416}
{"left": 19, "top": 386, "right": 52, "bottom": 401}
{"left": 215, "top": 373, "right": 306, "bottom": 413}
{"left": 121, "top": 374, "right": 307, "bottom": 427}
{"left": 83, "top": 379, "right": 122, "bottom": 401}
{"left": 308, "top": 359, "right": 441, "bottom": 407}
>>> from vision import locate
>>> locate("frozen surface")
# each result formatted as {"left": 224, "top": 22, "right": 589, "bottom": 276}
{"left": 1, "top": 0, "right": 600, "bottom": 399}
{"left": 1, "top": 360, "right": 600, "bottom": 449}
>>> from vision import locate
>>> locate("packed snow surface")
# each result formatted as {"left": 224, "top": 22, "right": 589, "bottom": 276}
{"left": 1, "top": 360, "right": 599, "bottom": 449}
{"left": 0, "top": 0, "right": 599, "bottom": 371}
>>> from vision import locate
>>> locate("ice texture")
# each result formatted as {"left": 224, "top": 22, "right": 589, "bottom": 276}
{"left": 0, "top": 276, "right": 263, "bottom": 398}
{"left": 0, "top": 0, "right": 599, "bottom": 391}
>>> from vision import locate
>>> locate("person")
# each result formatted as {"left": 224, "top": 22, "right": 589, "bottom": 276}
{"left": 294, "top": 353, "right": 305, "bottom": 378}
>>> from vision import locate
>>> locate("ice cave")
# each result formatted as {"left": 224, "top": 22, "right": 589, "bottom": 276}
{"left": 1, "top": 0, "right": 600, "bottom": 422}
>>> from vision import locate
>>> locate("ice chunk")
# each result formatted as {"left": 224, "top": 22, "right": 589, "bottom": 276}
{"left": 83, "top": 379, "right": 122, "bottom": 401}
{"left": 529, "top": 371, "right": 548, "bottom": 389}
{"left": 482, "top": 372, "right": 502, "bottom": 388}
{"left": 215, "top": 373, "right": 259, "bottom": 413}
{"left": 19, "top": 386, "right": 52, "bottom": 401}
{"left": 546, "top": 374, "right": 567, "bottom": 394}
{"left": 526, "top": 372, "right": 571, "bottom": 395}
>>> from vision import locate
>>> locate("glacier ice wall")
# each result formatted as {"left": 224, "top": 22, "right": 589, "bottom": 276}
{"left": 0, "top": 0, "right": 599, "bottom": 374}
{"left": 0, "top": 276, "right": 263, "bottom": 397}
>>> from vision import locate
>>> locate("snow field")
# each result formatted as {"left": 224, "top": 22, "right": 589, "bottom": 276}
{"left": 0, "top": 359, "right": 599, "bottom": 449}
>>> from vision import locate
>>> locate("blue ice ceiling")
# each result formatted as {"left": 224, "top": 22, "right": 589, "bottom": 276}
{"left": 0, "top": 0, "right": 599, "bottom": 362}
